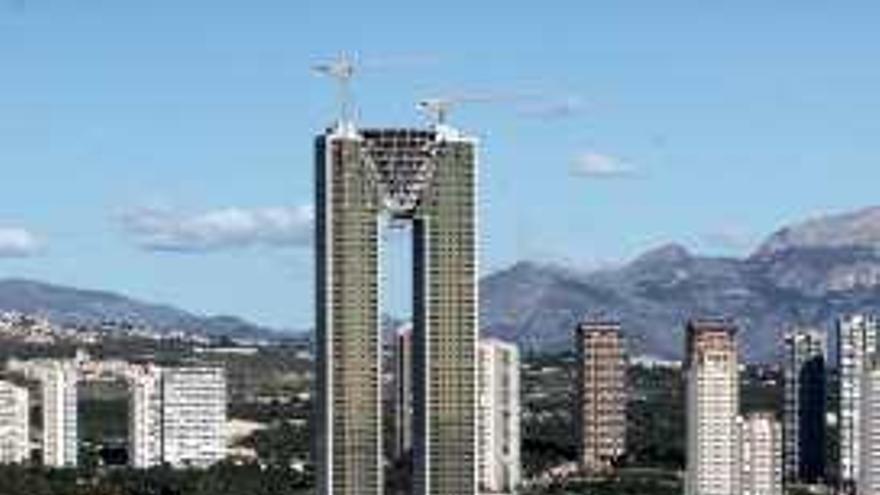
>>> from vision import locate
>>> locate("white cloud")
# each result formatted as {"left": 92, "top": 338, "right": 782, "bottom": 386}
{"left": 0, "top": 227, "right": 41, "bottom": 257}
{"left": 120, "top": 205, "right": 313, "bottom": 253}
{"left": 571, "top": 151, "right": 634, "bottom": 178}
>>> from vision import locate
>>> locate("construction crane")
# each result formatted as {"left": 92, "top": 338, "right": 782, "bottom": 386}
{"left": 417, "top": 97, "right": 457, "bottom": 126}
{"left": 417, "top": 91, "right": 513, "bottom": 127}
{"left": 312, "top": 54, "right": 356, "bottom": 125}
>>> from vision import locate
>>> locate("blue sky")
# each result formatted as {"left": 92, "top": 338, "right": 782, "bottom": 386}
{"left": 1, "top": 1, "right": 880, "bottom": 329}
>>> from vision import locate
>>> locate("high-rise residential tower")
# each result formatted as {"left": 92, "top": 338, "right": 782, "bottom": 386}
{"left": 0, "top": 380, "right": 29, "bottom": 464}
{"left": 782, "top": 329, "right": 827, "bottom": 484}
{"left": 738, "top": 412, "right": 783, "bottom": 495}
{"left": 859, "top": 355, "right": 880, "bottom": 494}
{"left": 41, "top": 362, "right": 78, "bottom": 468}
{"left": 477, "top": 338, "right": 521, "bottom": 494}
{"left": 128, "top": 365, "right": 163, "bottom": 469}
{"left": 575, "top": 319, "right": 627, "bottom": 474}
{"left": 7, "top": 357, "right": 229, "bottom": 470}
{"left": 838, "top": 314, "right": 879, "bottom": 490}
{"left": 160, "top": 367, "right": 227, "bottom": 468}
{"left": 315, "top": 122, "right": 478, "bottom": 495}
{"left": 392, "top": 324, "right": 413, "bottom": 461}
{"left": 685, "top": 319, "right": 739, "bottom": 495}
{"left": 6, "top": 359, "right": 79, "bottom": 468}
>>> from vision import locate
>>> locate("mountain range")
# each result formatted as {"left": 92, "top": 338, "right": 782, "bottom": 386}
{"left": 0, "top": 279, "right": 280, "bottom": 341}
{"left": 480, "top": 206, "right": 880, "bottom": 361}
{"left": 4, "top": 207, "right": 880, "bottom": 361}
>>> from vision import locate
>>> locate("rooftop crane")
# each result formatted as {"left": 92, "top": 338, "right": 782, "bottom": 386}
{"left": 417, "top": 91, "right": 518, "bottom": 127}
{"left": 417, "top": 97, "right": 457, "bottom": 126}
{"left": 312, "top": 54, "right": 356, "bottom": 126}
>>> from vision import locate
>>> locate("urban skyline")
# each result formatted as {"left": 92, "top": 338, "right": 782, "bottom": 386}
{"left": 3, "top": 299, "right": 880, "bottom": 494}
{"left": 4, "top": 3, "right": 880, "bottom": 495}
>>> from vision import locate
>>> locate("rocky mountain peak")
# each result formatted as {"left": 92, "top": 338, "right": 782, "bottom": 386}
{"left": 754, "top": 206, "right": 880, "bottom": 257}
{"left": 481, "top": 206, "right": 880, "bottom": 362}
{"left": 631, "top": 242, "right": 692, "bottom": 266}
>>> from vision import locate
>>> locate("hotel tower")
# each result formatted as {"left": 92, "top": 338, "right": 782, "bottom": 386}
{"left": 685, "top": 318, "right": 740, "bottom": 495}
{"left": 782, "top": 328, "right": 826, "bottom": 484}
{"left": 838, "top": 314, "right": 880, "bottom": 492}
{"left": 575, "top": 319, "right": 627, "bottom": 474}
{"left": 315, "top": 118, "right": 478, "bottom": 495}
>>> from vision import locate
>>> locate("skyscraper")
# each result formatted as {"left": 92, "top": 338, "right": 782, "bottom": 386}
{"left": 782, "top": 328, "right": 827, "bottom": 484}
{"left": 575, "top": 319, "right": 627, "bottom": 474}
{"left": 392, "top": 324, "right": 413, "bottom": 461}
{"left": 7, "top": 358, "right": 81, "bottom": 468}
{"left": 315, "top": 122, "right": 478, "bottom": 495}
{"left": 838, "top": 314, "right": 879, "bottom": 491}
{"left": 0, "top": 380, "right": 29, "bottom": 464}
{"left": 685, "top": 319, "right": 739, "bottom": 495}
{"left": 859, "top": 355, "right": 880, "bottom": 494}
{"left": 6, "top": 359, "right": 79, "bottom": 468}
{"left": 160, "top": 367, "right": 227, "bottom": 468}
{"left": 738, "top": 412, "right": 783, "bottom": 495}
{"left": 477, "top": 338, "right": 521, "bottom": 494}
{"left": 128, "top": 364, "right": 163, "bottom": 469}
{"left": 40, "top": 362, "right": 78, "bottom": 468}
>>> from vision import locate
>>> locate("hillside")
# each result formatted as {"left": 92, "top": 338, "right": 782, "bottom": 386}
{"left": 0, "top": 279, "right": 279, "bottom": 340}
{"left": 480, "top": 207, "right": 880, "bottom": 361}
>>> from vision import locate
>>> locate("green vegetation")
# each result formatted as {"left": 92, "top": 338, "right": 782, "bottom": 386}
{"left": 522, "top": 469, "right": 682, "bottom": 495}
{"left": 78, "top": 400, "right": 128, "bottom": 445}
{"left": 521, "top": 353, "right": 786, "bottom": 495}
{"left": 239, "top": 422, "right": 310, "bottom": 467}
{"left": 522, "top": 358, "right": 690, "bottom": 475}
{"left": 625, "top": 366, "right": 685, "bottom": 469}
{"left": 0, "top": 463, "right": 312, "bottom": 495}
{"left": 78, "top": 396, "right": 130, "bottom": 468}
{"left": 521, "top": 356, "right": 576, "bottom": 476}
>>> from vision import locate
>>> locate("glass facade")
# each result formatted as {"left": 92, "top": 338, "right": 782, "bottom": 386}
{"left": 315, "top": 126, "right": 478, "bottom": 495}
{"left": 782, "top": 329, "right": 826, "bottom": 484}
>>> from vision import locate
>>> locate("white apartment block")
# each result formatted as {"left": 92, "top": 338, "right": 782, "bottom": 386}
{"left": 7, "top": 358, "right": 79, "bottom": 467}
{"left": 477, "top": 338, "right": 521, "bottom": 494}
{"left": 6, "top": 357, "right": 229, "bottom": 470}
{"left": 685, "top": 320, "right": 739, "bottom": 495}
{"left": 0, "top": 380, "right": 29, "bottom": 464}
{"left": 41, "top": 362, "right": 78, "bottom": 468}
{"left": 128, "top": 365, "right": 163, "bottom": 468}
{"left": 161, "top": 367, "right": 227, "bottom": 468}
{"left": 859, "top": 356, "right": 880, "bottom": 494}
{"left": 738, "top": 413, "right": 783, "bottom": 495}
{"left": 838, "top": 314, "right": 879, "bottom": 489}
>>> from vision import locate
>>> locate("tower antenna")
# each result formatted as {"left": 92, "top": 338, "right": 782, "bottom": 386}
{"left": 313, "top": 53, "right": 356, "bottom": 127}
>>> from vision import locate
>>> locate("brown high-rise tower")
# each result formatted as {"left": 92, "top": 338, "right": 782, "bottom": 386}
{"left": 575, "top": 319, "right": 627, "bottom": 473}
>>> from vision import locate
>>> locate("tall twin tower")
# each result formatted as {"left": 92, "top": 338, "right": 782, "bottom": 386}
{"left": 314, "top": 116, "right": 479, "bottom": 495}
